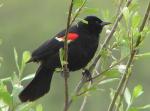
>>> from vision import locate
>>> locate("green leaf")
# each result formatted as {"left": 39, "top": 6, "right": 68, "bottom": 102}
{"left": 15, "top": 102, "right": 34, "bottom": 111}
{"left": 22, "top": 51, "right": 30, "bottom": 64}
{"left": 21, "top": 74, "right": 35, "bottom": 82}
{"left": 124, "top": 88, "right": 131, "bottom": 106}
{"left": 36, "top": 104, "right": 43, "bottom": 111}
{"left": 11, "top": 83, "right": 23, "bottom": 105}
{"left": 0, "top": 83, "right": 12, "bottom": 106}
{"left": 119, "top": 102, "right": 124, "bottom": 111}
{"left": 110, "top": 88, "right": 115, "bottom": 100}
{"left": 83, "top": 8, "right": 99, "bottom": 14}
{"left": 131, "top": 12, "right": 141, "bottom": 28}
{"left": 73, "top": 0, "right": 85, "bottom": 7}
{"left": 82, "top": 85, "right": 98, "bottom": 93}
{"left": 132, "top": 85, "right": 143, "bottom": 99}
{"left": 11, "top": 72, "right": 20, "bottom": 84}
{"left": 77, "top": 18, "right": 88, "bottom": 24}
{"left": 136, "top": 52, "right": 150, "bottom": 58}
{"left": 1, "top": 77, "right": 11, "bottom": 83}
{"left": 103, "top": 68, "right": 120, "bottom": 78}
{"left": 71, "top": 95, "right": 79, "bottom": 102}
{"left": 14, "top": 48, "right": 20, "bottom": 73}
{"left": 102, "top": 9, "right": 111, "bottom": 21}
{"left": 138, "top": 104, "right": 150, "bottom": 110}
{"left": 98, "top": 78, "right": 118, "bottom": 85}
{"left": 20, "top": 51, "right": 31, "bottom": 75}
{"left": 122, "top": 7, "right": 130, "bottom": 23}
{"left": 120, "top": 39, "right": 130, "bottom": 59}
{"left": 128, "top": 107, "right": 139, "bottom": 111}
{"left": 0, "top": 100, "right": 9, "bottom": 111}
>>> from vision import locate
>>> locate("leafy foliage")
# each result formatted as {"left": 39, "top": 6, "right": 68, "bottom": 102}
{"left": 0, "top": 50, "right": 42, "bottom": 111}
{"left": 0, "top": 0, "right": 150, "bottom": 111}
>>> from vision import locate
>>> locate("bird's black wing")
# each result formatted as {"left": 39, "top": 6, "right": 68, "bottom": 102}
{"left": 28, "top": 28, "right": 79, "bottom": 62}
{"left": 28, "top": 38, "right": 63, "bottom": 62}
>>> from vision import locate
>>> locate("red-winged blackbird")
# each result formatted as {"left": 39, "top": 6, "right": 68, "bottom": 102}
{"left": 19, "top": 16, "right": 110, "bottom": 102}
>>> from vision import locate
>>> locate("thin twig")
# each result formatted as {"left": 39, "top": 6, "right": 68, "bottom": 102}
{"left": 108, "top": 51, "right": 135, "bottom": 111}
{"left": 91, "top": 56, "right": 128, "bottom": 81}
{"left": 70, "top": 0, "right": 88, "bottom": 26}
{"left": 108, "top": 2, "right": 150, "bottom": 111}
{"left": 62, "top": 0, "right": 88, "bottom": 110}
{"left": 135, "top": 1, "right": 150, "bottom": 47}
{"left": 67, "top": 0, "right": 133, "bottom": 108}
{"left": 63, "top": 0, "right": 74, "bottom": 111}
{"left": 116, "top": 0, "right": 124, "bottom": 17}
{"left": 79, "top": 82, "right": 91, "bottom": 111}
{"left": 116, "top": 2, "right": 150, "bottom": 111}
{"left": 88, "top": 0, "right": 132, "bottom": 72}
{"left": 68, "top": 55, "right": 128, "bottom": 109}
{"left": 115, "top": 72, "right": 131, "bottom": 111}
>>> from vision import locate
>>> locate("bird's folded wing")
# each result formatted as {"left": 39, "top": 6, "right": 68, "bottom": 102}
{"left": 28, "top": 32, "right": 79, "bottom": 62}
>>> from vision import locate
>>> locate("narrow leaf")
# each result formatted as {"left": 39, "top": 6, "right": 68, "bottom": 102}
{"left": 136, "top": 52, "right": 150, "bottom": 57}
{"left": 20, "top": 51, "right": 31, "bottom": 75}
{"left": 124, "top": 88, "right": 131, "bottom": 106}
{"left": 21, "top": 74, "right": 35, "bottom": 82}
{"left": 98, "top": 78, "right": 118, "bottom": 85}
{"left": 133, "top": 85, "right": 143, "bottom": 99}
{"left": 122, "top": 7, "right": 130, "bottom": 23}
{"left": 131, "top": 12, "right": 141, "bottom": 28}
{"left": 138, "top": 104, "right": 150, "bottom": 110}
{"left": 0, "top": 83, "right": 12, "bottom": 106}
{"left": 36, "top": 104, "right": 43, "bottom": 111}
{"left": 14, "top": 48, "right": 20, "bottom": 72}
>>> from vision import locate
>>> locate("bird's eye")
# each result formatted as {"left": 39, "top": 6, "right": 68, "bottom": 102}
{"left": 95, "top": 21, "right": 99, "bottom": 24}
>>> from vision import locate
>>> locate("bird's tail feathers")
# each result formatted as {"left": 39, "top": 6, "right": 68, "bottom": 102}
{"left": 19, "top": 65, "right": 54, "bottom": 102}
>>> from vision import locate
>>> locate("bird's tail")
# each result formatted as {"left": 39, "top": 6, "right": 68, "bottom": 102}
{"left": 19, "top": 64, "right": 54, "bottom": 102}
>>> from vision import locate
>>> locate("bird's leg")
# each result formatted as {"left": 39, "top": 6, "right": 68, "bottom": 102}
{"left": 82, "top": 69, "right": 93, "bottom": 83}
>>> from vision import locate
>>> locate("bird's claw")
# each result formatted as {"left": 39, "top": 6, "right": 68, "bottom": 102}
{"left": 82, "top": 69, "right": 93, "bottom": 83}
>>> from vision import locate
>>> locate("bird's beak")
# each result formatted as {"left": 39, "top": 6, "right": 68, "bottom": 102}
{"left": 101, "top": 21, "right": 111, "bottom": 26}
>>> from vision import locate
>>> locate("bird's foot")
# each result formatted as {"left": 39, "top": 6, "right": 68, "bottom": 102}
{"left": 82, "top": 69, "right": 93, "bottom": 83}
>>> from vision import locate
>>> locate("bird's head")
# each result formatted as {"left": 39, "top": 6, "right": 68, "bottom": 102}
{"left": 79, "top": 16, "right": 111, "bottom": 34}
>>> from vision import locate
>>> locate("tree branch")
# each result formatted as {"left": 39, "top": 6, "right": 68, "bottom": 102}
{"left": 67, "top": 0, "right": 133, "bottom": 109}
{"left": 63, "top": 0, "right": 88, "bottom": 110}
{"left": 108, "top": 2, "right": 150, "bottom": 111}
{"left": 70, "top": 0, "right": 88, "bottom": 26}
{"left": 63, "top": 0, "right": 74, "bottom": 111}
{"left": 88, "top": 0, "right": 132, "bottom": 72}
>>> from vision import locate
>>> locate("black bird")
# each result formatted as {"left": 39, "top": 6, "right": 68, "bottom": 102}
{"left": 19, "top": 16, "right": 111, "bottom": 102}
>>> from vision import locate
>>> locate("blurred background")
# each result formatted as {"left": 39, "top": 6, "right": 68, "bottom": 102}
{"left": 0, "top": 0, "right": 149, "bottom": 111}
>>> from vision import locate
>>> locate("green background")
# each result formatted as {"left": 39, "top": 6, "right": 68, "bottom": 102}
{"left": 0, "top": 0, "right": 149, "bottom": 111}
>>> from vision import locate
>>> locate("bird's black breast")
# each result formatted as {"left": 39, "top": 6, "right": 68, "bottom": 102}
{"left": 68, "top": 32, "right": 99, "bottom": 71}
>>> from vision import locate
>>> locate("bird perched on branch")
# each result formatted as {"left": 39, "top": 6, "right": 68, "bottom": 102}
{"left": 19, "top": 16, "right": 111, "bottom": 102}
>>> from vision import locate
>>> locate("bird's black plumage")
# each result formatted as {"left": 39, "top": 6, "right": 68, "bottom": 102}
{"left": 19, "top": 16, "right": 110, "bottom": 102}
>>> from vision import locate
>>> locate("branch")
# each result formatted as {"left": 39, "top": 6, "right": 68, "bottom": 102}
{"left": 67, "top": 55, "right": 128, "bottom": 110}
{"left": 79, "top": 82, "right": 91, "bottom": 111}
{"left": 88, "top": 0, "right": 132, "bottom": 72}
{"left": 108, "top": 2, "right": 150, "bottom": 111}
{"left": 116, "top": 0, "right": 124, "bottom": 18}
{"left": 70, "top": 0, "right": 88, "bottom": 26}
{"left": 67, "top": 0, "right": 133, "bottom": 108}
{"left": 63, "top": 0, "right": 74, "bottom": 111}
{"left": 63, "top": 0, "right": 88, "bottom": 110}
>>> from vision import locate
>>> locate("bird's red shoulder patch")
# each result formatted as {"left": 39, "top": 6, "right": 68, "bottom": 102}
{"left": 55, "top": 33, "right": 79, "bottom": 42}
{"left": 67, "top": 33, "right": 79, "bottom": 41}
